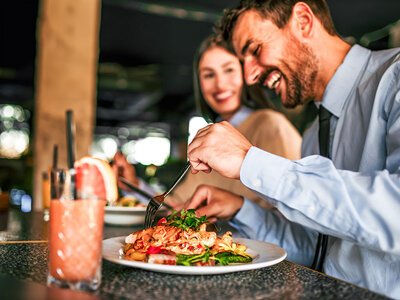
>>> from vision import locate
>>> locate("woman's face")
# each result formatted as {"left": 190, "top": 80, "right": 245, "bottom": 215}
{"left": 198, "top": 46, "right": 243, "bottom": 120}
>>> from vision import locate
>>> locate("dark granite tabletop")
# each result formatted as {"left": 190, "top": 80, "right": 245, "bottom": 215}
{"left": 0, "top": 208, "right": 389, "bottom": 300}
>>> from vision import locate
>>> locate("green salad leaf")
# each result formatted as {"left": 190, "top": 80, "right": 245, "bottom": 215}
{"left": 166, "top": 209, "right": 209, "bottom": 231}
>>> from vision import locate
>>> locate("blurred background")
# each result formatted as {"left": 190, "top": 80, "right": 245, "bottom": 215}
{"left": 0, "top": 0, "right": 399, "bottom": 211}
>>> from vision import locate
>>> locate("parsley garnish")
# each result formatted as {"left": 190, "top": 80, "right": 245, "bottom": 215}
{"left": 166, "top": 209, "right": 209, "bottom": 231}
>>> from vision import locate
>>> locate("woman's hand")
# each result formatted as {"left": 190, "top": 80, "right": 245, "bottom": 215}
{"left": 112, "top": 152, "right": 139, "bottom": 189}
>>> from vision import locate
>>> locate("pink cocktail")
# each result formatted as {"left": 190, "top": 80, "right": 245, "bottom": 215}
{"left": 47, "top": 169, "right": 105, "bottom": 291}
{"left": 48, "top": 199, "right": 104, "bottom": 282}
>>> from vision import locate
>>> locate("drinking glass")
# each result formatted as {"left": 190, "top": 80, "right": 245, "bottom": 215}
{"left": 47, "top": 169, "right": 105, "bottom": 291}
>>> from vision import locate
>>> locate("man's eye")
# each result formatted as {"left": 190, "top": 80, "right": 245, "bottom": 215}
{"left": 252, "top": 45, "right": 260, "bottom": 56}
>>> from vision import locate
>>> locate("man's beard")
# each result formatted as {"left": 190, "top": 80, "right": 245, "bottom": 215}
{"left": 280, "top": 35, "right": 318, "bottom": 108}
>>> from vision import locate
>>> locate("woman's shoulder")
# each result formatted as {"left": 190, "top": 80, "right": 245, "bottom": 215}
{"left": 239, "top": 108, "right": 302, "bottom": 159}
{"left": 239, "top": 108, "right": 301, "bottom": 139}
{"left": 246, "top": 108, "right": 292, "bottom": 126}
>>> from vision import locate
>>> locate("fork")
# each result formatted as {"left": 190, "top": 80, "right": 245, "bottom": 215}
{"left": 144, "top": 161, "right": 191, "bottom": 229}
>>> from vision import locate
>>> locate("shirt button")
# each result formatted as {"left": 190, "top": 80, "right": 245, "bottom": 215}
{"left": 253, "top": 178, "right": 262, "bottom": 188}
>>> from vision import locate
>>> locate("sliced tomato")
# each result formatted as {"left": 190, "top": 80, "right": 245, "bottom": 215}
{"left": 157, "top": 217, "right": 167, "bottom": 226}
{"left": 146, "top": 245, "right": 163, "bottom": 254}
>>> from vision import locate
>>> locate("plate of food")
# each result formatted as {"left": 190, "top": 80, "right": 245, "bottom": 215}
{"left": 102, "top": 209, "right": 287, "bottom": 274}
{"left": 104, "top": 196, "right": 167, "bottom": 226}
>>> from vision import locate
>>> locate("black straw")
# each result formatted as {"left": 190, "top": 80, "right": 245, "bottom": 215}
{"left": 52, "top": 144, "right": 58, "bottom": 169}
{"left": 66, "top": 110, "right": 75, "bottom": 170}
{"left": 66, "top": 110, "right": 77, "bottom": 199}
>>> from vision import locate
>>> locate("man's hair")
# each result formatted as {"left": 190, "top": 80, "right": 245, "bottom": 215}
{"left": 216, "top": 0, "right": 337, "bottom": 42}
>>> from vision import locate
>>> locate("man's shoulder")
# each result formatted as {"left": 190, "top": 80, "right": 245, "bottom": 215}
{"left": 368, "top": 47, "right": 400, "bottom": 72}
{"left": 371, "top": 47, "right": 400, "bottom": 59}
{"left": 358, "top": 47, "right": 400, "bottom": 94}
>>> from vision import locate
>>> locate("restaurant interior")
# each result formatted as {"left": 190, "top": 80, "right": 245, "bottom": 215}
{"left": 0, "top": 1, "right": 399, "bottom": 298}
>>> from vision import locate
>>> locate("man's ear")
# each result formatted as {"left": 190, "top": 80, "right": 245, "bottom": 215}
{"left": 291, "top": 2, "right": 314, "bottom": 38}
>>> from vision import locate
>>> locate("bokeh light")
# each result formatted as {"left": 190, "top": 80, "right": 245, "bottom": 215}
{"left": 133, "top": 136, "right": 170, "bottom": 166}
{"left": 21, "top": 194, "right": 32, "bottom": 212}
{"left": 188, "top": 116, "right": 209, "bottom": 144}
{"left": 91, "top": 126, "right": 171, "bottom": 166}
{"left": 0, "top": 104, "right": 30, "bottom": 159}
{"left": 90, "top": 135, "right": 119, "bottom": 161}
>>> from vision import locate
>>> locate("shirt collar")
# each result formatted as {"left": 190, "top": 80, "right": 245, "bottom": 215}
{"left": 319, "top": 44, "right": 371, "bottom": 117}
{"left": 216, "top": 106, "right": 253, "bottom": 127}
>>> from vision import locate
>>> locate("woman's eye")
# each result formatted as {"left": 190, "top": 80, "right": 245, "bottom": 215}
{"left": 225, "top": 68, "right": 234, "bottom": 73}
{"left": 203, "top": 73, "right": 214, "bottom": 79}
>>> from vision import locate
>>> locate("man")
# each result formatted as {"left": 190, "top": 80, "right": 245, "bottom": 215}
{"left": 185, "top": 0, "right": 400, "bottom": 298}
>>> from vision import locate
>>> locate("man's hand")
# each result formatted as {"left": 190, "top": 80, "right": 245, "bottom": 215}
{"left": 187, "top": 121, "right": 253, "bottom": 179}
{"left": 112, "top": 152, "right": 139, "bottom": 189}
{"left": 182, "top": 185, "right": 244, "bottom": 223}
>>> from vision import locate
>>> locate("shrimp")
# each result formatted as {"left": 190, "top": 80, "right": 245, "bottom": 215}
{"left": 125, "top": 227, "right": 154, "bottom": 250}
{"left": 212, "top": 231, "right": 233, "bottom": 252}
{"left": 184, "top": 227, "right": 217, "bottom": 248}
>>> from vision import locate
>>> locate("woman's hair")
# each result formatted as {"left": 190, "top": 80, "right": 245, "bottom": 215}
{"left": 216, "top": 0, "right": 337, "bottom": 43}
{"left": 193, "top": 34, "right": 274, "bottom": 122}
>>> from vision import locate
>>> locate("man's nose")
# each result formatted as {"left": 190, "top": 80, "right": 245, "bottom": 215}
{"left": 244, "top": 58, "right": 261, "bottom": 85}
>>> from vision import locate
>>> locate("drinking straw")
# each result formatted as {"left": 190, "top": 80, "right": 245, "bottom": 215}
{"left": 66, "top": 110, "right": 77, "bottom": 199}
{"left": 52, "top": 144, "right": 58, "bottom": 169}
{"left": 66, "top": 110, "right": 75, "bottom": 170}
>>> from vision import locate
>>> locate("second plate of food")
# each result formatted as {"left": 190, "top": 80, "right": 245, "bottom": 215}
{"left": 105, "top": 206, "right": 168, "bottom": 226}
{"left": 105, "top": 195, "right": 168, "bottom": 226}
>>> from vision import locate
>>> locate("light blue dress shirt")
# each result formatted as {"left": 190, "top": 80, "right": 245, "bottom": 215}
{"left": 231, "top": 45, "right": 400, "bottom": 298}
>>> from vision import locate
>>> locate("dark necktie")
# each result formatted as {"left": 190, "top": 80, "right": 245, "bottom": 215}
{"left": 311, "top": 105, "right": 332, "bottom": 272}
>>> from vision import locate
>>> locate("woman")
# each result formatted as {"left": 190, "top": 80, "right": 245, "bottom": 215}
{"left": 113, "top": 35, "right": 301, "bottom": 207}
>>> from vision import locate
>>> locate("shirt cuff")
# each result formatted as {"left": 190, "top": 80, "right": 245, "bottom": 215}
{"left": 233, "top": 197, "right": 267, "bottom": 228}
{"left": 240, "top": 146, "right": 291, "bottom": 199}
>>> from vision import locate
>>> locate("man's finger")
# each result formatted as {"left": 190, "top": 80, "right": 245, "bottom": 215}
{"left": 194, "top": 124, "right": 213, "bottom": 137}
{"left": 189, "top": 161, "right": 210, "bottom": 173}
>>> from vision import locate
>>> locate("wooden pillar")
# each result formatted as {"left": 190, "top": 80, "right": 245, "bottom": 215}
{"left": 33, "top": 0, "right": 101, "bottom": 210}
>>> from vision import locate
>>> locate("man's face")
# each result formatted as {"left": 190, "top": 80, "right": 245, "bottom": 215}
{"left": 232, "top": 9, "right": 319, "bottom": 108}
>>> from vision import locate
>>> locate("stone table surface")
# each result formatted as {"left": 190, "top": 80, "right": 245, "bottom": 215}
{"left": 0, "top": 208, "right": 390, "bottom": 300}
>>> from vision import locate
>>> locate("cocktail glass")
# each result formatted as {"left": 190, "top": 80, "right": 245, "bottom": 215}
{"left": 47, "top": 169, "right": 105, "bottom": 291}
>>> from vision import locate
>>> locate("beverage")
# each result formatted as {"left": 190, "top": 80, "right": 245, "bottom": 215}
{"left": 42, "top": 171, "right": 51, "bottom": 221}
{"left": 48, "top": 198, "right": 105, "bottom": 290}
{"left": 47, "top": 160, "right": 114, "bottom": 291}
{"left": 42, "top": 171, "right": 50, "bottom": 210}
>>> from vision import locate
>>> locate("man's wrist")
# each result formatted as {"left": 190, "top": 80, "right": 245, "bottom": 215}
{"left": 232, "top": 196, "right": 245, "bottom": 219}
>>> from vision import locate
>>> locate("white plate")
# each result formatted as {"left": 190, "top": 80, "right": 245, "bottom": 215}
{"left": 102, "top": 236, "right": 287, "bottom": 275}
{"left": 104, "top": 206, "right": 167, "bottom": 226}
